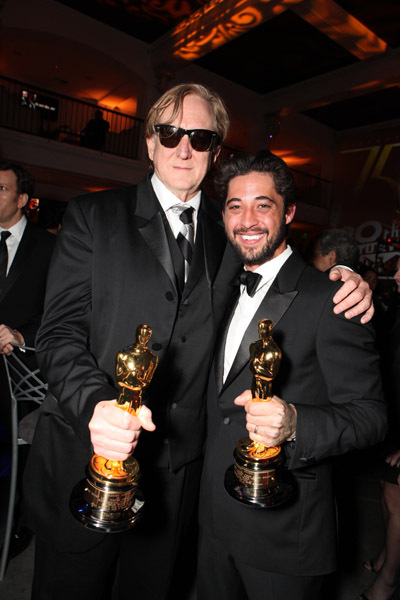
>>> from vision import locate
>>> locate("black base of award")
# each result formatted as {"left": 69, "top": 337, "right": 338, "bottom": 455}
{"left": 70, "top": 456, "right": 144, "bottom": 532}
{"left": 224, "top": 439, "right": 293, "bottom": 508}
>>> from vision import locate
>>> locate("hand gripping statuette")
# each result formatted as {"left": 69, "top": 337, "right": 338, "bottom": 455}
{"left": 70, "top": 324, "right": 159, "bottom": 531}
{"left": 225, "top": 319, "right": 293, "bottom": 508}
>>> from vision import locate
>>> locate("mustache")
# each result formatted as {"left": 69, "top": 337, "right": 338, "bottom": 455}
{"left": 233, "top": 227, "right": 269, "bottom": 235}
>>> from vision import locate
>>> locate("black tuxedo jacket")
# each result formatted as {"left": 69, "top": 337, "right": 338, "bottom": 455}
{"left": 199, "top": 249, "right": 386, "bottom": 576}
{"left": 0, "top": 220, "right": 56, "bottom": 347}
{"left": 24, "top": 176, "right": 237, "bottom": 551}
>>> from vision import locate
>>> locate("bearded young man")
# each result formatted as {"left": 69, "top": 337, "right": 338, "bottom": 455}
{"left": 198, "top": 150, "right": 386, "bottom": 600}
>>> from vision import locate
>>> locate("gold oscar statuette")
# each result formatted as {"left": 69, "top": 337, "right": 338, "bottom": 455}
{"left": 225, "top": 319, "right": 293, "bottom": 508}
{"left": 70, "top": 324, "right": 159, "bottom": 532}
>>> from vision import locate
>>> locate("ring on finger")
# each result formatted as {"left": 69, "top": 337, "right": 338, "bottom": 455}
{"left": 254, "top": 424, "right": 259, "bottom": 434}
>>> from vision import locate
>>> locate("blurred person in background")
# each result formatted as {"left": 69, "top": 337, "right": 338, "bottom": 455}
{"left": 312, "top": 228, "right": 360, "bottom": 273}
{"left": 0, "top": 160, "right": 55, "bottom": 558}
{"left": 359, "top": 255, "right": 400, "bottom": 600}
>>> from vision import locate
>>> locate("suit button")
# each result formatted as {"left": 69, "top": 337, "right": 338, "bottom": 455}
{"left": 223, "top": 417, "right": 230, "bottom": 425}
{"left": 152, "top": 343, "right": 162, "bottom": 351}
{"left": 181, "top": 336, "right": 186, "bottom": 343}
{"left": 165, "top": 291, "right": 174, "bottom": 301}
{"left": 171, "top": 402, "right": 177, "bottom": 410}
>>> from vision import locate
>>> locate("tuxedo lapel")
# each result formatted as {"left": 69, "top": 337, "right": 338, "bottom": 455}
{"left": 214, "top": 285, "right": 241, "bottom": 394}
{"left": 200, "top": 196, "right": 227, "bottom": 288}
{"left": 0, "top": 222, "right": 36, "bottom": 303}
{"left": 135, "top": 177, "right": 177, "bottom": 290}
{"left": 222, "top": 250, "right": 306, "bottom": 392}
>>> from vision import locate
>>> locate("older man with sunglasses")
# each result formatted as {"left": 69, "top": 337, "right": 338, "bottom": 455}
{"left": 24, "top": 83, "right": 373, "bottom": 600}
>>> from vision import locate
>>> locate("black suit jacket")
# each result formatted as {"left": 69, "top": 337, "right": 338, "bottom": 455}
{"left": 199, "top": 249, "right": 386, "bottom": 576}
{"left": 0, "top": 220, "right": 56, "bottom": 347}
{"left": 0, "top": 221, "right": 55, "bottom": 445}
{"left": 24, "top": 176, "right": 237, "bottom": 551}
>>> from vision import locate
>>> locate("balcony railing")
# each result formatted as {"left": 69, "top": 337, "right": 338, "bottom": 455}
{"left": 0, "top": 76, "right": 144, "bottom": 160}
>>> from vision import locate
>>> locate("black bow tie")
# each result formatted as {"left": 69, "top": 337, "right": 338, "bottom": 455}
{"left": 232, "top": 270, "right": 262, "bottom": 297}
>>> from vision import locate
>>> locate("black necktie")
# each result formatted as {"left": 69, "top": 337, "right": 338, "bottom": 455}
{"left": 0, "top": 230, "right": 11, "bottom": 283}
{"left": 175, "top": 205, "right": 194, "bottom": 283}
{"left": 232, "top": 269, "right": 262, "bottom": 297}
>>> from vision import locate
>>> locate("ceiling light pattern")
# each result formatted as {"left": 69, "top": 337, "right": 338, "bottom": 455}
{"left": 174, "top": 6, "right": 263, "bottom": 60}
{"left": 152, "top": 0, "right": 290, "bottom": 67}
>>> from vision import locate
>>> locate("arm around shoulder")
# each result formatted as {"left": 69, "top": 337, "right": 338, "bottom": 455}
{"left": 288, "top": 290, "right": 386, "bottom": 469}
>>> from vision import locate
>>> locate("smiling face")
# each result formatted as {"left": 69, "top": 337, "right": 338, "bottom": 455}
{"left": 0, "top": 169, "right": 28, "bottom": 229}
{"left": 223, "top": 171, "right": 296, "bottom": 271}
{"left": 146, "top": 93, "right": 219, "bottom": 203}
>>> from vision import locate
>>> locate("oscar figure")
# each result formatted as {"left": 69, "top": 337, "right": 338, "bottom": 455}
{"left": 225, "top": 319, "right": 293, "bottom": 508}
{"left": 70, "top": 324, "right": 158, "bottom": 531}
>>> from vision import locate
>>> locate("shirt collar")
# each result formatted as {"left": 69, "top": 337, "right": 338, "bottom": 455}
{"left": 245, "top": 245, "right": 293, "bottom": 291}
{"left": 151, "top": 173, "right": 201, "bottom": 215}
{"left": 1, "top": 215, "right": 27, "bottom": 242}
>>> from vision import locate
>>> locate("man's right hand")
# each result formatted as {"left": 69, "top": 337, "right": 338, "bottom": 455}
{"left": 0, "top": 324, "right": 24, "bottom": 355}
{"left": 89, "top": 400, "right": 155, "bottom": 461}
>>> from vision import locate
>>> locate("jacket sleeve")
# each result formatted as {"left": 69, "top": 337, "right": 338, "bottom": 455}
{"left": 287, "top": 293, "right": 387, "bottom": 470}
{"left": 35, "top": 197, "right": 117, "bottom": 447}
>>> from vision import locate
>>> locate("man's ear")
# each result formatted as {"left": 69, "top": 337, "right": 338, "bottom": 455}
{"left": 285, "top": 204, "right": 296, "bottom": 225}
{"left": 212, "top": 146, "right": 221, "bottom": 165}
{"left": 146, "top": 136, "right": 155, "bottom": 161}
{"left": 17, "top": 193, "right": 29, "bottom": 210}
{"left": 328, "top": 250, "right": 337, "bottom": 266}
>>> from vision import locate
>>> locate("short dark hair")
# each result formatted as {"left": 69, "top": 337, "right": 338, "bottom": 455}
{"left": 318, "top": 229, "right": 360, "bottom": 270}
{"left": 0, "top": 160, "right": 35, "bottom": 200}
{"left": 214, "top": 150, "right": 296, "bottom": 211}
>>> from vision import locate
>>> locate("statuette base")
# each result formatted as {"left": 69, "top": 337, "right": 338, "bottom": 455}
{"left": 224, "top": 437, "right": 292, "bottom": 508}
{"left": 70, "top": 456, "right": 144, "bottom": 532}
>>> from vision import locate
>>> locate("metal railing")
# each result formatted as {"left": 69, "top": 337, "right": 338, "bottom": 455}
{"left": 0, "top": 76, "right": 144, "bottom": 160}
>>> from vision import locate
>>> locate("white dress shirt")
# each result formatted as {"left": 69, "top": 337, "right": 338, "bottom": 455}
{"left": 151, "top": 173, "right": 201, "bottom": 242}
{"left": 223, "top": 245, "right": 293, "bottom": 383}
{"left": 0, "top": 215, "right": 27, "bottom": 274}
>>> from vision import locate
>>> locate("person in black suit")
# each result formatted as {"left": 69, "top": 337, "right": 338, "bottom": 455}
{"left": 0, "top": 161, "right": 55, "bottom": 557}
{"left": 0, "top": 161, "right": 55, "bottom": 353}
{"left": 197, "top": 151, "right": 387, "bottom": 600}
{"left": 24, "top": 83, "right": 232, "bottom": 600}
{"left": 24, "top": 86, "right": 375, "bottom": 600}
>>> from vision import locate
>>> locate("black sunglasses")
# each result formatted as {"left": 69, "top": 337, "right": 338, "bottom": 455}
{"left": 154, "top": 124, "right": 220, "bottom": 152}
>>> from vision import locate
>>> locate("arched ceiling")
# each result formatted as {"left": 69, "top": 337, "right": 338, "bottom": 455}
{"left": 53, "top": 0, "right": 400, "bottom": 130}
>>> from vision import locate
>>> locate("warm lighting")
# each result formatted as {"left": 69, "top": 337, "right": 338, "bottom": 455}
{"left": 292, "top": 0, "right": 386, "bottom": 59}
{"left": 152, "top": 0, "right": 291, "bottom": 65}
{"left": 273, "top": 150, "right": 311, "bottom": 167}
{"left": 79, "top": 89, "right": 138, "bottom": 117}
{"left": 29, "top": 198, "right": 40, "bottom": 210}
{"left": 152, "top": 0, "right": 386, "bottom": 69}
{"left": 173, "top": 6, "right": 264, "bottom": 61}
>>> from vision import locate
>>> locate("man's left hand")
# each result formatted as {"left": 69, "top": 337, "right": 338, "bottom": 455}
{"left": 329, "top": 267, "right": 373, "bottom": 324}
{"left": 234, "top": 390, "right": 297, "bottom": 447}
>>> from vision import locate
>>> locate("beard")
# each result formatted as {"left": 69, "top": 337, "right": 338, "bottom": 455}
{"left": 227, "top": 217, "right": 287, "bottom": 267}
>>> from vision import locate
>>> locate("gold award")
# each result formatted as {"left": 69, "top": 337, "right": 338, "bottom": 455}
{"left": 225, "top": 319, "right": 293, "bottom": 508}
{"left": 70, "top": 324, "right": 159, "bottom": 531}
